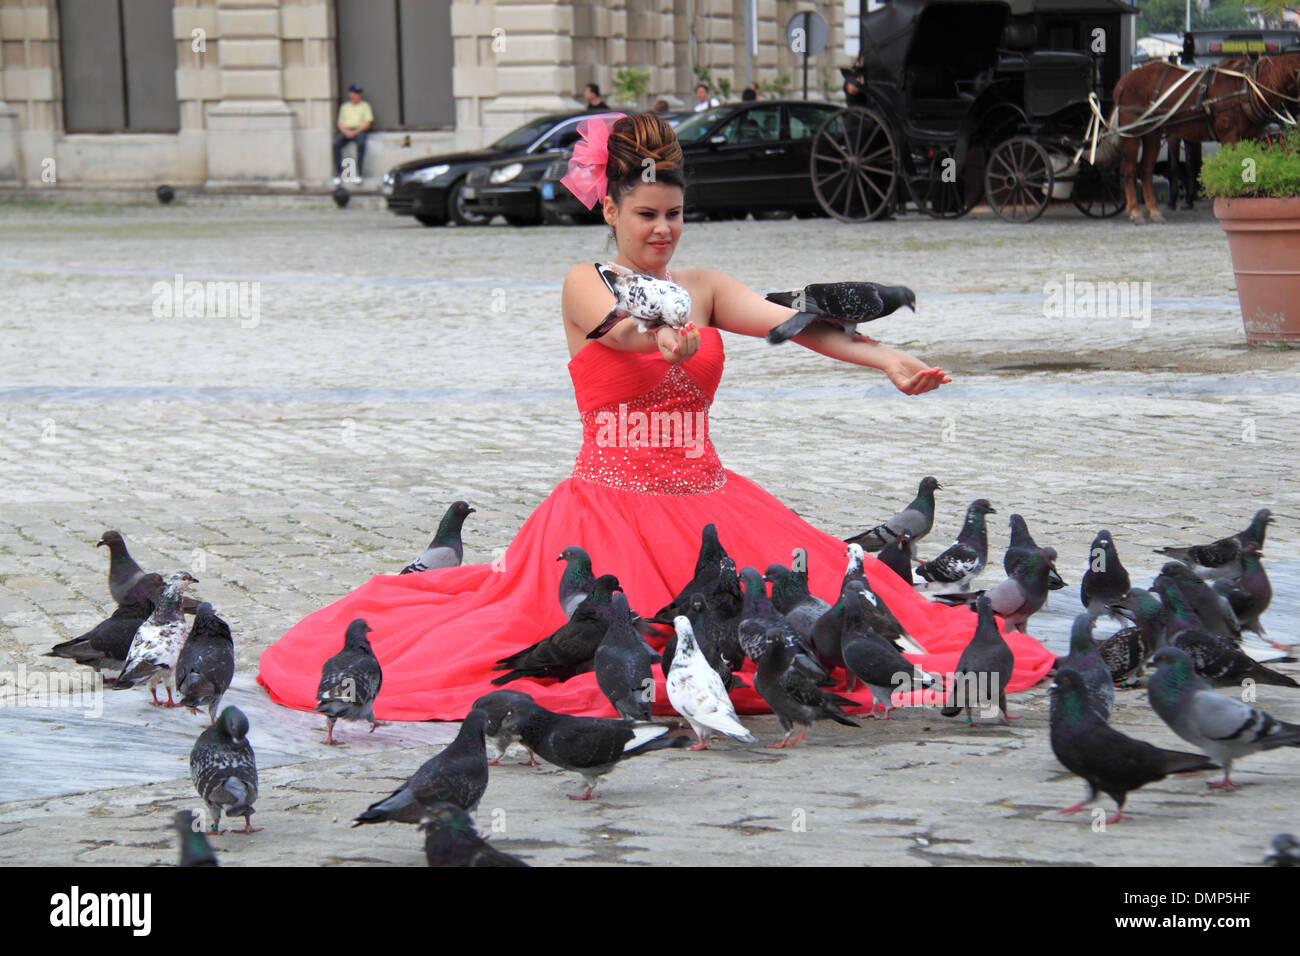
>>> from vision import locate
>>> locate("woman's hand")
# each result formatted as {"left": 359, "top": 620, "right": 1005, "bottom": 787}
{"left": 883, "top": 350, "right": 951, "bottom": 394}
{"left": 655, "top": 324, "right": 700, "bottom": 364}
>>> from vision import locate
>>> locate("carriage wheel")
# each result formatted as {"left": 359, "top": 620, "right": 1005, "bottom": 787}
{"left": 1071, "top": 162, "right": 1126, "bottom": 218}
{"left": 984, "top": 137, "right": 1053, "bottom": 223}
{"left": 907, "top": 148, "right": 982, "bottom": 219}
{"left": 810, "top": 108, "right": 898, "bottom": 222}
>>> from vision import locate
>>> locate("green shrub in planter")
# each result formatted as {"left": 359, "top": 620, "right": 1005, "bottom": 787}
{"left": 1200, "top": 127, "right": 1300, "bottom": 198}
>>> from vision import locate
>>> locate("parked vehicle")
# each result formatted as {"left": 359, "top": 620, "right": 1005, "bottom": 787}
{"left": 381, "top": 111, "right": 604, "bottom": 226}
{"left": 459, "top": 150, "right": 568, "bottom": 226}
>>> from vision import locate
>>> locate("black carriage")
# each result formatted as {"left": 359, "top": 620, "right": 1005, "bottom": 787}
{"left": 814, "top": 0, "right": 1137, "bottom": 222}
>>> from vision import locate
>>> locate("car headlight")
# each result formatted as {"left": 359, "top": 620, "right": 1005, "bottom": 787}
{"left": 408, "top": 164, "right": 451, "bottom": 184}
{"left": 489, "top": 163, "right": 525, "bottom": 184}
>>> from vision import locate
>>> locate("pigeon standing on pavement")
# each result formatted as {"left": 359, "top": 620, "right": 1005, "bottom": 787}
{"left": 1155, "top": 562, "right": 1242, "bottom": 643}
{"left": 1004, "top": 514, "right": 1066, "bottom": 590}
{"left": 840, "top": 591, "right": 939, "bottom": 718}
{"left": 190, "top": 706, "right": 259, "bottom": 834}
{"left": 754, "top": 627, "right": 860, "bottom": 747}
{"left": 595, "top": 593, "right": 660, "bottom": 721}
{"left": 1155, "top": 508, "right": 1273, "bottom": 580}
{"left": 173, "top": 810, "right": 218, "bottom": 866}
{"left": 46, "top": 572, "right": 164, "bottom": 679}
{"left": 498, "top": 698, "right": 690, "bottom": 800}
{"left": 471, "top": 689, "right": 541, "bottom": 766}
{"left": 845, "top": 477, "right": 941, "bottom": 552}
{"left": 1148, "top": 646, "right": 1300, "bottom": 789}
{"left": 941, "top": 596, "right": 1016, "bottom": 722}
{"left": 492, "top": 574, "right": 622, "bottom": 684}
{"left": 98, "top": 530, "right": 198, "bottom": 612}
{"left": 113, "top": 571, "right": 199, "bottom": 706}
{"left": 1050, "top": 668, "right": 1216, "bottom": 824}
{"left": 766, "top": 562, "right": 831, "bottom": 643}
{"left": 1051, "top": 614, "right": 1114, "bottom": 720}
{"left": 1169, "top": 628, "right": 1298, "bottom": 688}
{"left": 315, "top": 618, "right": 384, "bottom": 745}
{"left": 764, "top": 281, "right": 915, "bottom": 344}
{"left": 1211, "top": 546, "right": 1272, "bottom": 641}
{"left": 556, "top": 545, "right": 596, "bottom": 619}
{"left": 175, "top": 602, "right": 236, "bottom": 725}
{"left": 1094, "top": 624, "right": 1147, "bottom": 686}
{"left": 916, "top": 499, "right": 996, "bottom": 590}
{"left": 401, "top": 501, "right": 475, "bottom": 574}
{"left": 1079, "top": 530, "right": 1131, "bottom": 620}
{"left": 666, "top": 616, "right": 756, "bottom": 750}
{"left": 353, "top": 709, "right": 489, "bottom": 825}
{"left": 941, "top": 547, "right": 1057, "bottom": 634}
{"left": 420, "top": 803, "right": 529, "bottom": 867}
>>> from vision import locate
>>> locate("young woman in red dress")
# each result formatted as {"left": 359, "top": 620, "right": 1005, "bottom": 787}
{"left": 258, "top": 113, "right": 1054, "bottom": 722}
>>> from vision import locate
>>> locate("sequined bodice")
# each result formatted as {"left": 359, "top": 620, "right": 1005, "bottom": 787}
{"left": 568, "top": 326, "right": 726, "bottom": 495}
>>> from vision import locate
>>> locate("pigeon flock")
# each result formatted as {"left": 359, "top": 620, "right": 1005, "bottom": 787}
{"left": 44, "top": 490, "right": 1297, "bottom": 865}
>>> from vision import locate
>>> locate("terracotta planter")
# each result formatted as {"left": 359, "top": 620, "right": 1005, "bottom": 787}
{"left": 1214, "top": 197, "right": 1300, "bottom": 344}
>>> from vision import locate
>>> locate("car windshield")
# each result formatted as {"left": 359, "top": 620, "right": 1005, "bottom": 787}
{"left": 674, "top": 108, "right": 733, "bottom": 143}
{"left": 489, "top": 116, "right": 565, "bottom": 152}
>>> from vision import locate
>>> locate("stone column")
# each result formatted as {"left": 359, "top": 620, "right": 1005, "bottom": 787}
{"left": 0, "top": 6, "right": 19, "bottom": 183}
{"left": 204, "top": 0, "right": 299, "bottom": 187}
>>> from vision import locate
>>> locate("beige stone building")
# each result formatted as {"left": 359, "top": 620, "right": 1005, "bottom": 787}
{"left": 0, "top": 0, "right": 852, "bottom": 191}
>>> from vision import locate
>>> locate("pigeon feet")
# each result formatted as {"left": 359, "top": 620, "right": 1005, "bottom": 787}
{"left": 567, "top": 787, "right": 596, "bottom": 801}
{"left": 1105, "top": 811, "right": 1131, "bottom": 825}
{"left": 236, "top": 817, "right": 262, "bottom": 834}
{"left": 523, "top": 751, "right": 541, "bottom": 766}
{"left": 1208, "top": 777, "right": 1237, "bottom": 791}
{"left": 369, "top": 721, "right": 387, "bottom": 733}
{"left": 687, "top": 739, "right": 712, "bottom": 751}
{"left": 1059, "top": 801, "right": 1090, "bottom": 815}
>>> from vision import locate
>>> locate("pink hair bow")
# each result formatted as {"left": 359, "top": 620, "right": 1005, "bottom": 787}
{"left": 561, "top": 113, "right": 624, "bottom": 209}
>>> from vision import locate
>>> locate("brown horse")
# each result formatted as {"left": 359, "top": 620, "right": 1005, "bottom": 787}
{"left": 1110, "top": 53, "right": 1300, "bottom": 224}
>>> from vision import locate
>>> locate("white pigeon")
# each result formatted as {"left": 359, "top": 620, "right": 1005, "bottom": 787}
{"left": 113, "top": 571, "right": 198, "bottom": 707}
{"left": 666, "top": 616, "right": 755, "bottom": 750}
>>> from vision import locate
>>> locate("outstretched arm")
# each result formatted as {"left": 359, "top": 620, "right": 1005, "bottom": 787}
{"left": 705, "top": 270, "right": 950, "bottom": 395}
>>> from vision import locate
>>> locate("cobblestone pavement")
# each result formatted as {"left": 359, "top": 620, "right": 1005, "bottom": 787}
{"left": 1, "top": 201, "right": 1298, "bottom": 866}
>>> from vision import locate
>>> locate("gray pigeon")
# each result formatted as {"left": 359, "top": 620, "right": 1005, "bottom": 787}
{"left": 175, "top": 602, "right": 236, "bottom": 725}
{"left": 499, "top": 698, "right": 690, "bottom": 800}
{"left": 1094, "top": 625, "right": 1146, "bottom": 686}
{"left": 594, "top": 593, "right": 660, "bottom": 721}
{"left": 1079, "top": 529, "right": 1131, "bottom": 620}
{"left": 941, "top": 595, "right": 1016, "bottom": 723}
{"left": 113, "top": 571, "right": 200, "bottom": 706}
{"left": 1265, "top": 833, "right": 1300, "bottom": 867}
{"left": 46, "top": 572, "right": 165, "bottom": 679}
{"left": 1155, "top": 562, "right": 1242, "bottom": 643}
{"left": 980, "top": 547, "right": 1056, "bottom": 633}
{"left": 557, "top": 545, "right": 595, "bottom": 619}
{"left": 652, "top": 523, "right": 731, "bottom": 624}
{"left": 1211, "top": 545, "right": 1272, "bottom": 640}
{"left": 839, "top": 588, "right": 939, "bottom": 718}
{"left": 1148, "top": 646, "right": 1300, "bottom": 789}
{"left": 877, "top": 529, "right": 915, "bottom": 586}
{"left": 1155, "top": 508, "right": 1273, "bottom": 580}
{"left": 420, "top": 803, "right": 529, "bottom": 867}
{"left": 1051, "top": 614, "right": 1113, "bottom": 720}
{"left": 401, "top": 500, "right": 475, "bottom": 574}
{"left": 98, "top": 530, "right": 199, "bottom": 613}
{"left": 754, "top": 626, "right": 861, "bottom": 747}
{"left": 353, "top": 709, "right": 489, "bottom": 825}
{"left": 1169, "top": 628, "right": 1298, "bottom": 688}
{"left": 1004, "top": 514, "right": 1066, "bottom": 590}
{"left": 492, "top": 574, "right": 622, "bottom": 684}
{"left": 173, "top": 810, "right": 218, "bottom": 866}
{"left": 471, "top": 689, "right": 541, "bottom": 766}
{"left": 190, "top": 706, "right": 259, "bottom": 833}
{"left": 764, "top": 281, "right": 915, "bottom": 344}
{"left": 916, "top": 499, "right": 995, "bottom": 590}
{"left": 845, "top": 477, "right": 940, "bottom": 552}
{"left": 314, "top": 619, "right": 384, "bottom": 745}
{"left": 765, "top": 561, "right": 831, "bottom": 643}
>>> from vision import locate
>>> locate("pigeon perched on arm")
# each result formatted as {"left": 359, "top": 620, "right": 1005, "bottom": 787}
{"left": 112, "top": 571, "right": 199, "bottom": 706}
{"left": 46, "top": 572, "right": 164, "bottom": 679}
{"left": 353, "top": 710, "right": 489, "bottom": 825}
{"left": 492, "top": 574, "right": 622, "bottom": 685}
{"left": 420, "top": 803, "right": 529, "bottom": 867}
{"left": 595, "top": 593, "right": 660, "bottom": 721}
{"left": 499, "top": 698, "right": 690, "bottom": 800}
{"left": 314, "top": 619, "right": 383, "bottom": 745}
{"left": 1004, "top": 514, "right": 1066, "bottom": 590}
{"left": 1155, "top": 508, "right": 1272, "bottom": 580}
{"left": 472, "top": 689, "right": 541, "bottom": 766}
{"left": 1050, "top": 668, "right": 1216, "bottom": 824}
{"left": 556, "top": 545, "right": 595, "bottom": 619}
{"left": 845, "top": 477, "right": 940, "bottom": 552}
{"left": 1079, "top": 529, "right": 1131, "bottom": 620}
{"left": 585, "top": 263, "right": 695, "bottom": 340}
{"left": 175, "top": 602, "right": 236, "bottom": 725}
{"left": 665, "top": 616, "right": 755, "bottom": 750}
{"left": 1148, "top": 646, "right": 1300, "bottom": 789}
{"left": 764, "top": 282, "right": 915, "bottom": 344}
{"left": 190, "top": 706, "right": 259, "bottom": 834}
{"left": 401, "top": 501, "right": 475, "bottom": 574}
{"left": 754, "top": 627, "right": 860, "bottom": 747}
{"left": 916, "top": 499, "right": 995, "bottom": 591}
{"left": 1050, "top": 614, "right": 1113, "bottom": 721}
{"left": 941, "top": 595, "right": 1016, "bottom": 723}
{"left": 173, "top": 810, "right": 218, "bottom": 866}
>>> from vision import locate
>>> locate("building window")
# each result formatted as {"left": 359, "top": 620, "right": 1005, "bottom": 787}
{"left": 59, "top": 0, "right": 180, "bottom": 133}
{"left": 336, "top": 0, "right": 455, "bottom": 130}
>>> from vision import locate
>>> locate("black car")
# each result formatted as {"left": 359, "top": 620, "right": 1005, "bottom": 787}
{"left": 382, "top": 111, "right": 599, "bottom": 226}
{"left": 538, "top": 102, "right": 838, "bottom": 223}
{"left": 459, "top": 149, "right": 571, "bottom": 226}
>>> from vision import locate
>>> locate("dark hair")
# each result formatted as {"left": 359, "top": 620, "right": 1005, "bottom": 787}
{"left": 585, "top": 83, "right": 601, "bottom": 97}
{"left": 741, "top": 87, "right": 756, "bottom": 101}
{"left": 604, "top": 112, "right": 685, "bottom": 206}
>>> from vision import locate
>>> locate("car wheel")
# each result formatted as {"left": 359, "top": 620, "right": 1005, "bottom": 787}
{"left": 504, "top": 214, "right": 541, "bottom": 227}
{"left": 753, "top": 209, "right": 795, "bottom": 221}
{"left": 447, "top": 179, "right": 491, "bottom": 226}
{"left": 542, "top": 208, "right": 576, "bottom": 226}
{"left": 415, "top": 213, "right": 446, "bottom": 227}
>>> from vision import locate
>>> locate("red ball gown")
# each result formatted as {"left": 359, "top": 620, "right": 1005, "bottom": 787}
{"left": 258, "top": 325, "right": 1054, "bottom": 720}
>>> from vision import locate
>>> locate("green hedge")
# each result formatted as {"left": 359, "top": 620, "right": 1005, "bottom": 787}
{"left": 1200, "top": 127, "right": 1300, "bottom": 198}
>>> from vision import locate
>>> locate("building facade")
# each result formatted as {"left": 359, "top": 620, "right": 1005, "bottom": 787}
{"left": 0, "top": 0, "right": 851, "bottom": 190}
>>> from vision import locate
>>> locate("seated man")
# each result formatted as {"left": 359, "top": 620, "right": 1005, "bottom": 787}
{"left": 333, "top": 84, "right": 374, "bottom": 185}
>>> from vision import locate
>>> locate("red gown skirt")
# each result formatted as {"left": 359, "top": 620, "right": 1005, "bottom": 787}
{"left": 258, "top": 327, "right": 1055, "bottom": 720}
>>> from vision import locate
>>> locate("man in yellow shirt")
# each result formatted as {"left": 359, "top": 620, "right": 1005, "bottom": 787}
{"left": 333, "top": 84, "right": 374, "bottom": 184}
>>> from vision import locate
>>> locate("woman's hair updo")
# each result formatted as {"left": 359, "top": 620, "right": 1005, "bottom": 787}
{"left": 604, "top": 113, "right": 686, "bottom": 205}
